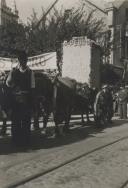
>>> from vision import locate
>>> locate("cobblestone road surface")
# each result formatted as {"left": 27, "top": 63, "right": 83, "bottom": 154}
{"left": 0, "top": 117, "right": 128, "bottom": 188}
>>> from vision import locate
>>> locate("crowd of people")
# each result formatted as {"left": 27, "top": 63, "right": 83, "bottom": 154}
{"left": 0, "top": 51, "right": 128, "bottom": 147}
{"left": 94, "top": 84, "right": 128, "bottom": 127}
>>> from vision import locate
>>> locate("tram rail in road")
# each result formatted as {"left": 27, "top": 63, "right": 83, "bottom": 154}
{"left": 120, "top": 181, "right": 128, "bottom": 188}
{"left": 6, "top": 135, "right": 128, "bottom": 188}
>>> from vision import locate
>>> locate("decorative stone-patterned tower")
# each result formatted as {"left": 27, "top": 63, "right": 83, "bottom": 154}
{"left": 0, "top": 0, "right": 19, "bottom": 25}
{"left": 11, "top": 0, "right": 18, "bottom": 17}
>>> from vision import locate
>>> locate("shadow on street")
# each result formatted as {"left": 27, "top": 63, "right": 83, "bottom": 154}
{"left": 0, "top": 117, "right": 127, "bottom": 155}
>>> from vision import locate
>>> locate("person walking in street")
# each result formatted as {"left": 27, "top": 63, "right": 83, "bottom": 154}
{"left": 6, "top": 51, "right": 35, "bottom": 146}
{"left": 0, "top": 71, "right": 8, "bottom": 135}
{"left": 118, "top": 86, "right": 128, "bottom": 119}
{"left": 105, "top": 86, "right": 114, "bottom": 124}
{"left": 94, "top": 85, "right": 108, "bottom": 126}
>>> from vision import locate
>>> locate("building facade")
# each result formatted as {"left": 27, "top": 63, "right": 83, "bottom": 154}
{"left": 105, "top": 0, "right": 128, "bottom": 67}
{"left": 85, "top": 0, "right": 128, "bottom": 68}
{"left": 0, "top": 0, "right": 18, "bottom": 25}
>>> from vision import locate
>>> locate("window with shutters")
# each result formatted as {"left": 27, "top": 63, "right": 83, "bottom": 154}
{"left": 115, "top": 25, "right": 122, "bottom": 58}
{"left": 126, "top": 8, "right": 128, "bottom": 21}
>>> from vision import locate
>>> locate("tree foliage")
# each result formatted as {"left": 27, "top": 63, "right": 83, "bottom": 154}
{"left": 0, "top": 5, "right": 105, "bottom": 57}
{"left": 27, "top": 6, "right": 105, "bottom": 55}
{"left": 0, "top": 22, "right": 28, "bottom": 57}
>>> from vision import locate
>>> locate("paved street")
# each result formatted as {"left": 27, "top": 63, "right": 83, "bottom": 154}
{"left": 18, "top": 135, "right": 128, "bottom": 188}
{"left": 0, "top": 116, "right": 128, "bottom": 188}
{"left": 1, "top": 0, "right": 128, "bottom": 188}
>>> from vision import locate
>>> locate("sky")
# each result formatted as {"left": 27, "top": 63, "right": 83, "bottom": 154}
{"left": 6, "top": 0, "right": 112, "bottom": 23}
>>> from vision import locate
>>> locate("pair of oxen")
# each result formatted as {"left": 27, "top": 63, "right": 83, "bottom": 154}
{"left": 0, "top": 72, "right": 97, "bottom": 136}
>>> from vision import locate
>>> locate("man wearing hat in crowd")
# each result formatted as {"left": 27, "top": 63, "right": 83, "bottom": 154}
{"left": 118, "top": 86, "right": 128, "bottom": 119}
{"left": 0, "top": 71, "right": 8, "bottom": 135}
{"left": 6, "top": 50, "right": 35, "bottom": 146}
{"left": 94, "top": 85, "right": 109, "bottom": 126}
{"left": 105, "top": 85, "right": 114, "bottom": 123}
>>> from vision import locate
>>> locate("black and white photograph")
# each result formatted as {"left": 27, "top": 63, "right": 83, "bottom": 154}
{"left": 1, "top": 0, "right": 128, "bottom": 187}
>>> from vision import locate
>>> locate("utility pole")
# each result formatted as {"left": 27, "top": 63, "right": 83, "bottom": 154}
{"left": 82, "top": 0, "right": 107, "bottom": 15}
{"left": 34, "top": 0, "right": 59, "bottom": 30}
